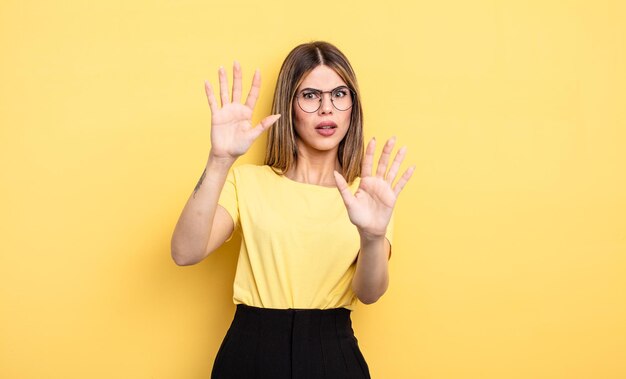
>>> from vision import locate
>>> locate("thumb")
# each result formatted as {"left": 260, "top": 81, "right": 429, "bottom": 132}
{"left": 250, "top": 114, "right": 281, "bottom": 139}
{"left": 333, "top": 171, "right": 355, "bottom": 209}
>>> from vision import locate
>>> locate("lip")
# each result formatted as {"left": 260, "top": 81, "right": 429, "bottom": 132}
{"left": 315, "top": 121, "right": 338, "bottom": 129}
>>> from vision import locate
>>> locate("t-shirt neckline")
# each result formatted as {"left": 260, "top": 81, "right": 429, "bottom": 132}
{"left": 265, "top": 165, "right": 344, "bottom": 190}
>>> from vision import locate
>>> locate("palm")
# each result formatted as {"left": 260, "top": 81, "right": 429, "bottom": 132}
{"left": 347, "top": 176, "right": 396, "bottom": 235}
{"left": 334, "top": 137, "right": 415, "bottom": 237}
{"left": 210, "top": 103, "right": 256, "bottom": 157}
{"left": 204, "top": 62, "right": 280, "bottom": 160}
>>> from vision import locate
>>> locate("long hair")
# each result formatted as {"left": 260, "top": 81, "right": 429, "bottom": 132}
{"left": 264, "top": 41, "right": 364, "bottom": 184}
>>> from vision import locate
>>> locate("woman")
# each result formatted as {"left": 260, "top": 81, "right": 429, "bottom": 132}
{"left": 171, "top": 41, "right": 414, "bottom": 378}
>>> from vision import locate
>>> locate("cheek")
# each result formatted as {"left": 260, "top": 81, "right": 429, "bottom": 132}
{"left": 292, "top": 103, "right": 312, "bottom": 130}
{"left": 292, "top": 102, "right": 302, "bottom": 125}
{"left": 340, "top": 111, "right": 352, "bottom": 129}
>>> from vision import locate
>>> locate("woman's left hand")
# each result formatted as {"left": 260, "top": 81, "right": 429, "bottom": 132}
{"left": 334, "top": 137, "right": 415, "bottom": 238}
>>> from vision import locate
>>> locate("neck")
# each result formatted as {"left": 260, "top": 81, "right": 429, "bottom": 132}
{"left": 284, "top": 143, "right": 340, "bottom": 187}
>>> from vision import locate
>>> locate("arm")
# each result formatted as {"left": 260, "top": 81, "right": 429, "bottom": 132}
{"left": 334, "top": 137, "right": 415, "bottom": 304}
{"left": 351, "top": 234, "right": 391, "bottom": 304}
{"left": 170, "top": 155, "right": 235, "bottom": 266}
{"left": 170, "top": 62, "right": 280, "bottom": 266}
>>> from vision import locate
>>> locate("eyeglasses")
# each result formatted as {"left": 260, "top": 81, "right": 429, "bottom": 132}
{"left": 295, "top": 86, "right": 355, "bottom": 113}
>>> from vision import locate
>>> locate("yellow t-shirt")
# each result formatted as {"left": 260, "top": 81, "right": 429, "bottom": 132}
{"left": 218, "top": 164, "right": 392, "bottom": 310}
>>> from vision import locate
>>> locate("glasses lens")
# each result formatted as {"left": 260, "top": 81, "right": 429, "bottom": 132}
{"left": 331, "top": 87, "right": 353, "bottom": 111}
{"left": 298, "top": 90, "right": 322, "bottom": 113}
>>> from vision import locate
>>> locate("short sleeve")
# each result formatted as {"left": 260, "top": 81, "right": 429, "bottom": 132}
{"left": 218, "top": 169, "right": 240, "bottom": 239}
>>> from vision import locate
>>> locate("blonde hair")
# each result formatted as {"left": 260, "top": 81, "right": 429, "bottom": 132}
{"left": 264, "top": 41, "right": 364, "bottom": 184}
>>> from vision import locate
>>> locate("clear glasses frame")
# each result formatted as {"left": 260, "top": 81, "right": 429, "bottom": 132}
{"left": 295, "top": 86, "right": 356, "bottom": 113}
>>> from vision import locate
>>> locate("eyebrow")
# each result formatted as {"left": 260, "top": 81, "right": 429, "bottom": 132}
{"left": 299, "top": 85, "right": 350, "bottom": 92}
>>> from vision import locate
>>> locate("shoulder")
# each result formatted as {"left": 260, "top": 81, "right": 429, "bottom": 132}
{"left": 233, "top": 164, "right": 274, "bottom": 175}
{"left": 231, "top": 164, "right": 279, "bottom": 182}
{"left": 350, "top": 176, "right": 361, "bottom": 189}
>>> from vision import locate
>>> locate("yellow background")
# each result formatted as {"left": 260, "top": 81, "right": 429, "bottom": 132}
{"left": 1, "top": 0, "right": 625, "bottom": 378}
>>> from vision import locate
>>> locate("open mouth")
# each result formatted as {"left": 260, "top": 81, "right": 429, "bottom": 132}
{"left": 315, "top": 121, "right": 337, "bottom": 130}
{"left": 315, "top": 121, "right": 338, "bottom": 136}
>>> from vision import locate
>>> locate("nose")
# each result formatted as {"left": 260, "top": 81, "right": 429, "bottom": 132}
{"left": 319, "top": 92, "right": 333, "bottom": 114}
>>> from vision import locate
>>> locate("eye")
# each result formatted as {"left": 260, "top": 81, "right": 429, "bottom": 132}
{"left": 301, "top": 90, "right": 320, "bottom": 100}
{"left": 332, "top": 87, "right": 350, "bottom": 98}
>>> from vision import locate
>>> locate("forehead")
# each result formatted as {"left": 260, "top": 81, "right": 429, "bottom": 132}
{"left": 298, "top": 65, "right": 347, "bottom": 91}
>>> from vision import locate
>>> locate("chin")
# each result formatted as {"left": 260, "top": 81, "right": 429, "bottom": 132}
{"left": 303, "top": 142, "right": 339, "bottom": 154}
{"left": 299, "top": 133, "right": 346, "bottom": 153}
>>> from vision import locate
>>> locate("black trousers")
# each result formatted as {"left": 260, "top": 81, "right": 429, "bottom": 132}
{"left": 211, "top": 304, "right": 371, "bottom": 379}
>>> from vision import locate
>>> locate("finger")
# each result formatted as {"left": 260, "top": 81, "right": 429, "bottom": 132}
{"left": 249, "top": 114, "right": 281, "bottom": 140}
{"left": 361, "top": 138, "right": 376, "bottom": 177}
{"left": 376, "top": 136, "right": 396, "bottom": 178}
{"left": 393, "top": 166, "right": 416, "bottom": 197}
{"left": 204, "top": 80, "right": 218, "bottom": 114}
{"left": 232, "top": 61, "right": 242, "bottom": 103}
{"left": 333, "top": 171, "right": 356, "bottom": 209}
{"left": 386, "top": 146, "right": 407, "bottom": 185}
{"left": 218, "top": 66, "right": 230, "bottom": 107}
{"left": 244, "top": 69, "right": 261, "bottom": 109}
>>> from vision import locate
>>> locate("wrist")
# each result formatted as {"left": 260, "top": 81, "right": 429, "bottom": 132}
{"left": 358, "top": 228, "right": 386, "bottom": 243}
{"left": 207, "top": 151, "right": 236, "bottom": 169}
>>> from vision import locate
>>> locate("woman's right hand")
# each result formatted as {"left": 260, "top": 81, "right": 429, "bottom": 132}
{"left": 204, "top": 61, "right": 281, "bottom": 161}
